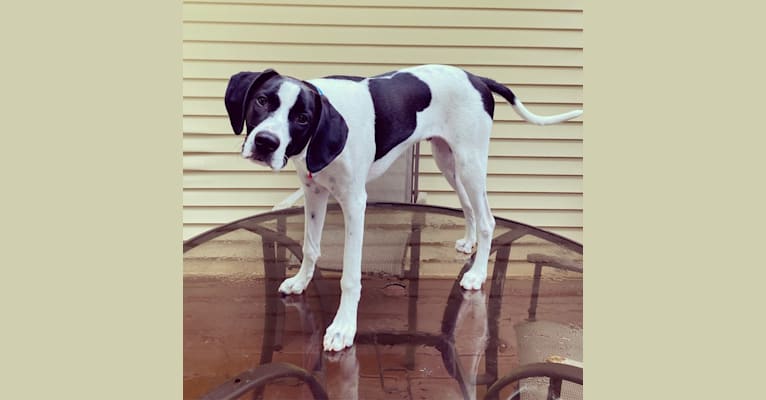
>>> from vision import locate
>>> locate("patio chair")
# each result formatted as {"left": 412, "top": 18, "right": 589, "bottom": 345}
{"left": 490, "top": 253, "right": 583, "bottom": 400}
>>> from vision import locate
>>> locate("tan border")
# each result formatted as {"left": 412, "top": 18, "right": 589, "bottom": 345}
{"left": 586, "top": 2, "right": 766, "bottom": 399}
{"left": 5, "top": 1, "right": 763, "bottom": 399}
{"left": 3, "top": 2, "right": 182, "bottom": 398}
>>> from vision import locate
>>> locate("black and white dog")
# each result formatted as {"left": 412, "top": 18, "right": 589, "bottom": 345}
{"left": 224, "top": 64, "right": 582, "bottom": 351}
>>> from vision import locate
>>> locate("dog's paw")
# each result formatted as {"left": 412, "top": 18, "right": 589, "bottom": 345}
{"left": 323, "top": 318, "right": 356, "bottom": 352}
{"left": 455, "top": 238, "right": 476, "bottom": 254}
{"left": 324, "top": 345, "right": 357, "bottom": 363}
{"left": 279, "top": 295, "right": 307, "bottom": 309}
{"left": 278, "top": 274, "right": 311, "bottom": 295}
{"left": 460, "top": 269, "right": 486, "bottom": 291}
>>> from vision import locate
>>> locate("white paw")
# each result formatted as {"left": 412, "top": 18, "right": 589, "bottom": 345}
{"left": 278, "top": 274, "right": 311, "bottom": 295}
{"left": 325, "top": 345, "right": 356, "bottom": 363}
{"left": 455, "top": 238, "right": 476, "bottom": 254}
{"left": 323, "top": 317, "right": 357, "bottom": 352}
{"left": 460, "top": 269, "right": 486, "bottom": 291}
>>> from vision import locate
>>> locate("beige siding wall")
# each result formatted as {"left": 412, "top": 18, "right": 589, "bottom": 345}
{"left": 182, "top": 0, "right": 584, "bottom": 242}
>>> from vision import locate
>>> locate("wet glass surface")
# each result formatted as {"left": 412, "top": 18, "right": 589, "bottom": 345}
{"left": 184, "top": 203, "right": 583, "bottom": 400}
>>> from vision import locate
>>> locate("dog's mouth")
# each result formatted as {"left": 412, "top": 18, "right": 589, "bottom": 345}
{"left": 245, "top": 152, "right": 269, "bottom": 164}
{"left": 245, "top": 152, "right": 288, "bottom": 170}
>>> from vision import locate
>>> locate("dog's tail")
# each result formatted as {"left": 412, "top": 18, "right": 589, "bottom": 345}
{"left": 480, "top": 77, "right": 582, "bottom": 125}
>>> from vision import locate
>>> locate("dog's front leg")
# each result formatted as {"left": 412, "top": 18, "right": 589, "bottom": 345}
{"left": 279, "top": 183, "right": 330, "bottom": 295}
{"left": 323, "top": 188, "right": 367, "bottom": 351}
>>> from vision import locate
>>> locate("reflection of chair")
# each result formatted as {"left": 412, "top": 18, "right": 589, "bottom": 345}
{"left": 495, "top": 253, "right": 583, "bottom": 400}
{"left": 187, "top": 205, "right": 584, "bottom": 400}
{"left": 484, "top": 362, "right": 583, "bottom": 400}
{"left": 200, "top": 362, "right": 328, "bottom": 400}
{"left": 199, "top": 210, "right": 493, "bottom": 399}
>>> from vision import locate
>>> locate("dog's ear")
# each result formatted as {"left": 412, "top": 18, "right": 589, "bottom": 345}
{"left": 306, "top": 96, "right": 348, "bottom": 174}
{"left": 224, "top": 69, "right": 279, "bottom": 135}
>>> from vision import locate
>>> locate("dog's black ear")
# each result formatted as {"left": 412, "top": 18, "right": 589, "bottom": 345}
{"left": 224, "top": 69, "right": 278, "bottom": 135}
{"left": 306, "top": 96, "right": 348, "bottom": 174}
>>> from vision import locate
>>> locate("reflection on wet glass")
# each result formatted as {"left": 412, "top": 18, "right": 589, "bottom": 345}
{"left": 184, "top": 204, "right": 582, "bottom": 399}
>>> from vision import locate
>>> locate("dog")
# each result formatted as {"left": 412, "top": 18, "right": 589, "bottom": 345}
{"left": 224, "top": 64, "right": 582, "bottom": 351}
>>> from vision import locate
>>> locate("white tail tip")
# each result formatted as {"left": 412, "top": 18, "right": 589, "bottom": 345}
{"left": 513, "top": 99, "right": 582, "bottom": 126}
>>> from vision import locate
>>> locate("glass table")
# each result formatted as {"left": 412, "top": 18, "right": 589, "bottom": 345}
{"left": 184, "top": 203, "right": 583, "bottom": 400}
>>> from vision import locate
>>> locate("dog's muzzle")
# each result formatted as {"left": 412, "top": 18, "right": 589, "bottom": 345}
{"left": 253, "top": 131, "right": 280, "bottom": 154}
{"left": 245, "top": 131, "right": 289, "bottom": 170}
{"left": 246, "top": 131, "right": 279, "bottom": 162}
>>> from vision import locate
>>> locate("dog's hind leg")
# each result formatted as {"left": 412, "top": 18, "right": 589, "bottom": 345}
{"left": 430, "top": 137, "right": 477, "bottom": 254}
{"left": 279, "top": 182, "right": 330, "bottom": 295}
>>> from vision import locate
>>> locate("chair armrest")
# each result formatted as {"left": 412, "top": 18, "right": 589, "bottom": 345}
{"left": 200, "top": 362, "right": 328, "bottom": 400}
{"left": 527, "top": 253, "right": 583, "bottom": 273}
{"left": 484, "top": 362, "right": 583, "bottom": 399}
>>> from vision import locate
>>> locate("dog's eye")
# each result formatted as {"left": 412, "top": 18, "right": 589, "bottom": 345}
{"left": 256, "top": 96, "right": 268, "bottom": 107}
{"left": 296, "top": 114, "right": 309, "bottom": 125}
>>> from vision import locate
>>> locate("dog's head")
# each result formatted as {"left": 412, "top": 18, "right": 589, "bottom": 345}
{"left": 224, "top": 69, "right": 347, "bottom": 173}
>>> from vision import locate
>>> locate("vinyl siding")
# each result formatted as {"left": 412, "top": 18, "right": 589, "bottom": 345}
{"left": 182, "top": 0, "right": 583, "bottom": 242}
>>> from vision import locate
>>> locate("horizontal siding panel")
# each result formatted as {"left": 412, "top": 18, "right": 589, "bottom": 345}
{"left": 183, "top": 4, "right": 583, "bottom": 30}
{"left": 184, "top": 61, "right": 583, "bottom": 85}
{"left": 183, "top": 42, "right": 582, "bottom": 67}
{"left": 184, "top": 189, "right": 582, "bottom": 209}
{"left": 183, "top": 95, "right": 582, "bottom": 116}
{"left": 185, "top": 224, "right": 220, "bottom": 240}
{"left": 181, "top": 0, "right": 584, "bottom": 243}
{"left": 184, "top": 189, "right": 300, "bottom": 206}
{"left": 487, "top": 122, "right": 582, "bottom": 139}
{"left": 420, "top": 156, "right": 581, "bottom": 175}
{"left": 184, "top": 119, "right": 582, "bottom": 140}
{"left": 183, "top": 171, "right": 582, "bottom": 193}
{"left": 185, "top": 153, "right": 582, "bottom": 175}
{"left": 184, "top": 23, "right": 583, "bottom": 49}
{"left": 184, "top": 153, "right": 296, "bottom": 171}
{"left": 534, "top": 227, "right": 580, "bottom": 243}
{"left": 184, "top": 135, "right": 241, "bottom": 153}
{"left": 185, "top": 0, "right": 583, "bottom": 11}
{"left": 421, "top": 139, "right": 582, "bottom": 158}
{"left": 183, "top": 205, "right": 581, "bottom": 227}
{"left": 183, "top": 103, "right": 582, "bottom": 124}
{"left": 183, "top": 220, "right": 582, "bottom": 243}
{"left": 184, "top": 135, "right": 582, "bottom": 158}
{"left": 185, "top": 171, "right": 303, "bottom": 189}
{"left": 425, "top": 192, "right": 581, "bottom": 210}
{"left": 419, "top": 174, "right": 582, "bottom": 194}
{"left": 183, "top": 209, "right": 272, "bottom": 230}
{"left": 184, "top": 116, "right": 225, "bottom": 134}
{"left": 183, "top": 80, "right": 583, "bottom": 104}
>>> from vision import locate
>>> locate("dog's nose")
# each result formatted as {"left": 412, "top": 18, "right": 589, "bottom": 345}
{"left": 253, "top": 131, "right": 280, "bottom": 153}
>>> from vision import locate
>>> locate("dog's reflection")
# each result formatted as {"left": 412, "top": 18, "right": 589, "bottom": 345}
{"left": 280, "top": 295, "right": 323, "bottom": 369}
{"left": 281, "top": 295, "right": 360, "bottom": 399}
{"left": 453, "top": 290, "right": 489, "bottom": 400}
{"left": 280, "top": 287, "right": 489, "bottom": 400}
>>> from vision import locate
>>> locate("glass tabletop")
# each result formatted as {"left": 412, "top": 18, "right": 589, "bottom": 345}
{"left": 184, "top": 203, "right": 583, "bottom": 400}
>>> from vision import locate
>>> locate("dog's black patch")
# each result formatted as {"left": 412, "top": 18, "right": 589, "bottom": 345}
{"left": 323, "top": 75, "right": 365, "bottom": 82}
{"left": 465, "top": 71, "right": 495, "bottom": 118}
{"left": 479, "top": 76, "right": 517, "bottom": 107}
{"left": 306, "top": 96, "right": 349, "bottom": 173}
{"left": 225, "top": 69, "right": 279, "bottom": 135}
{"left": 284, "top": 80, "right": 320, "bottom": 158}
{"left": 243, "top": 75, "right": 284, "bottom": 134}
{"left": 368, "top": 72, "right": 432, "bottom": 160}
